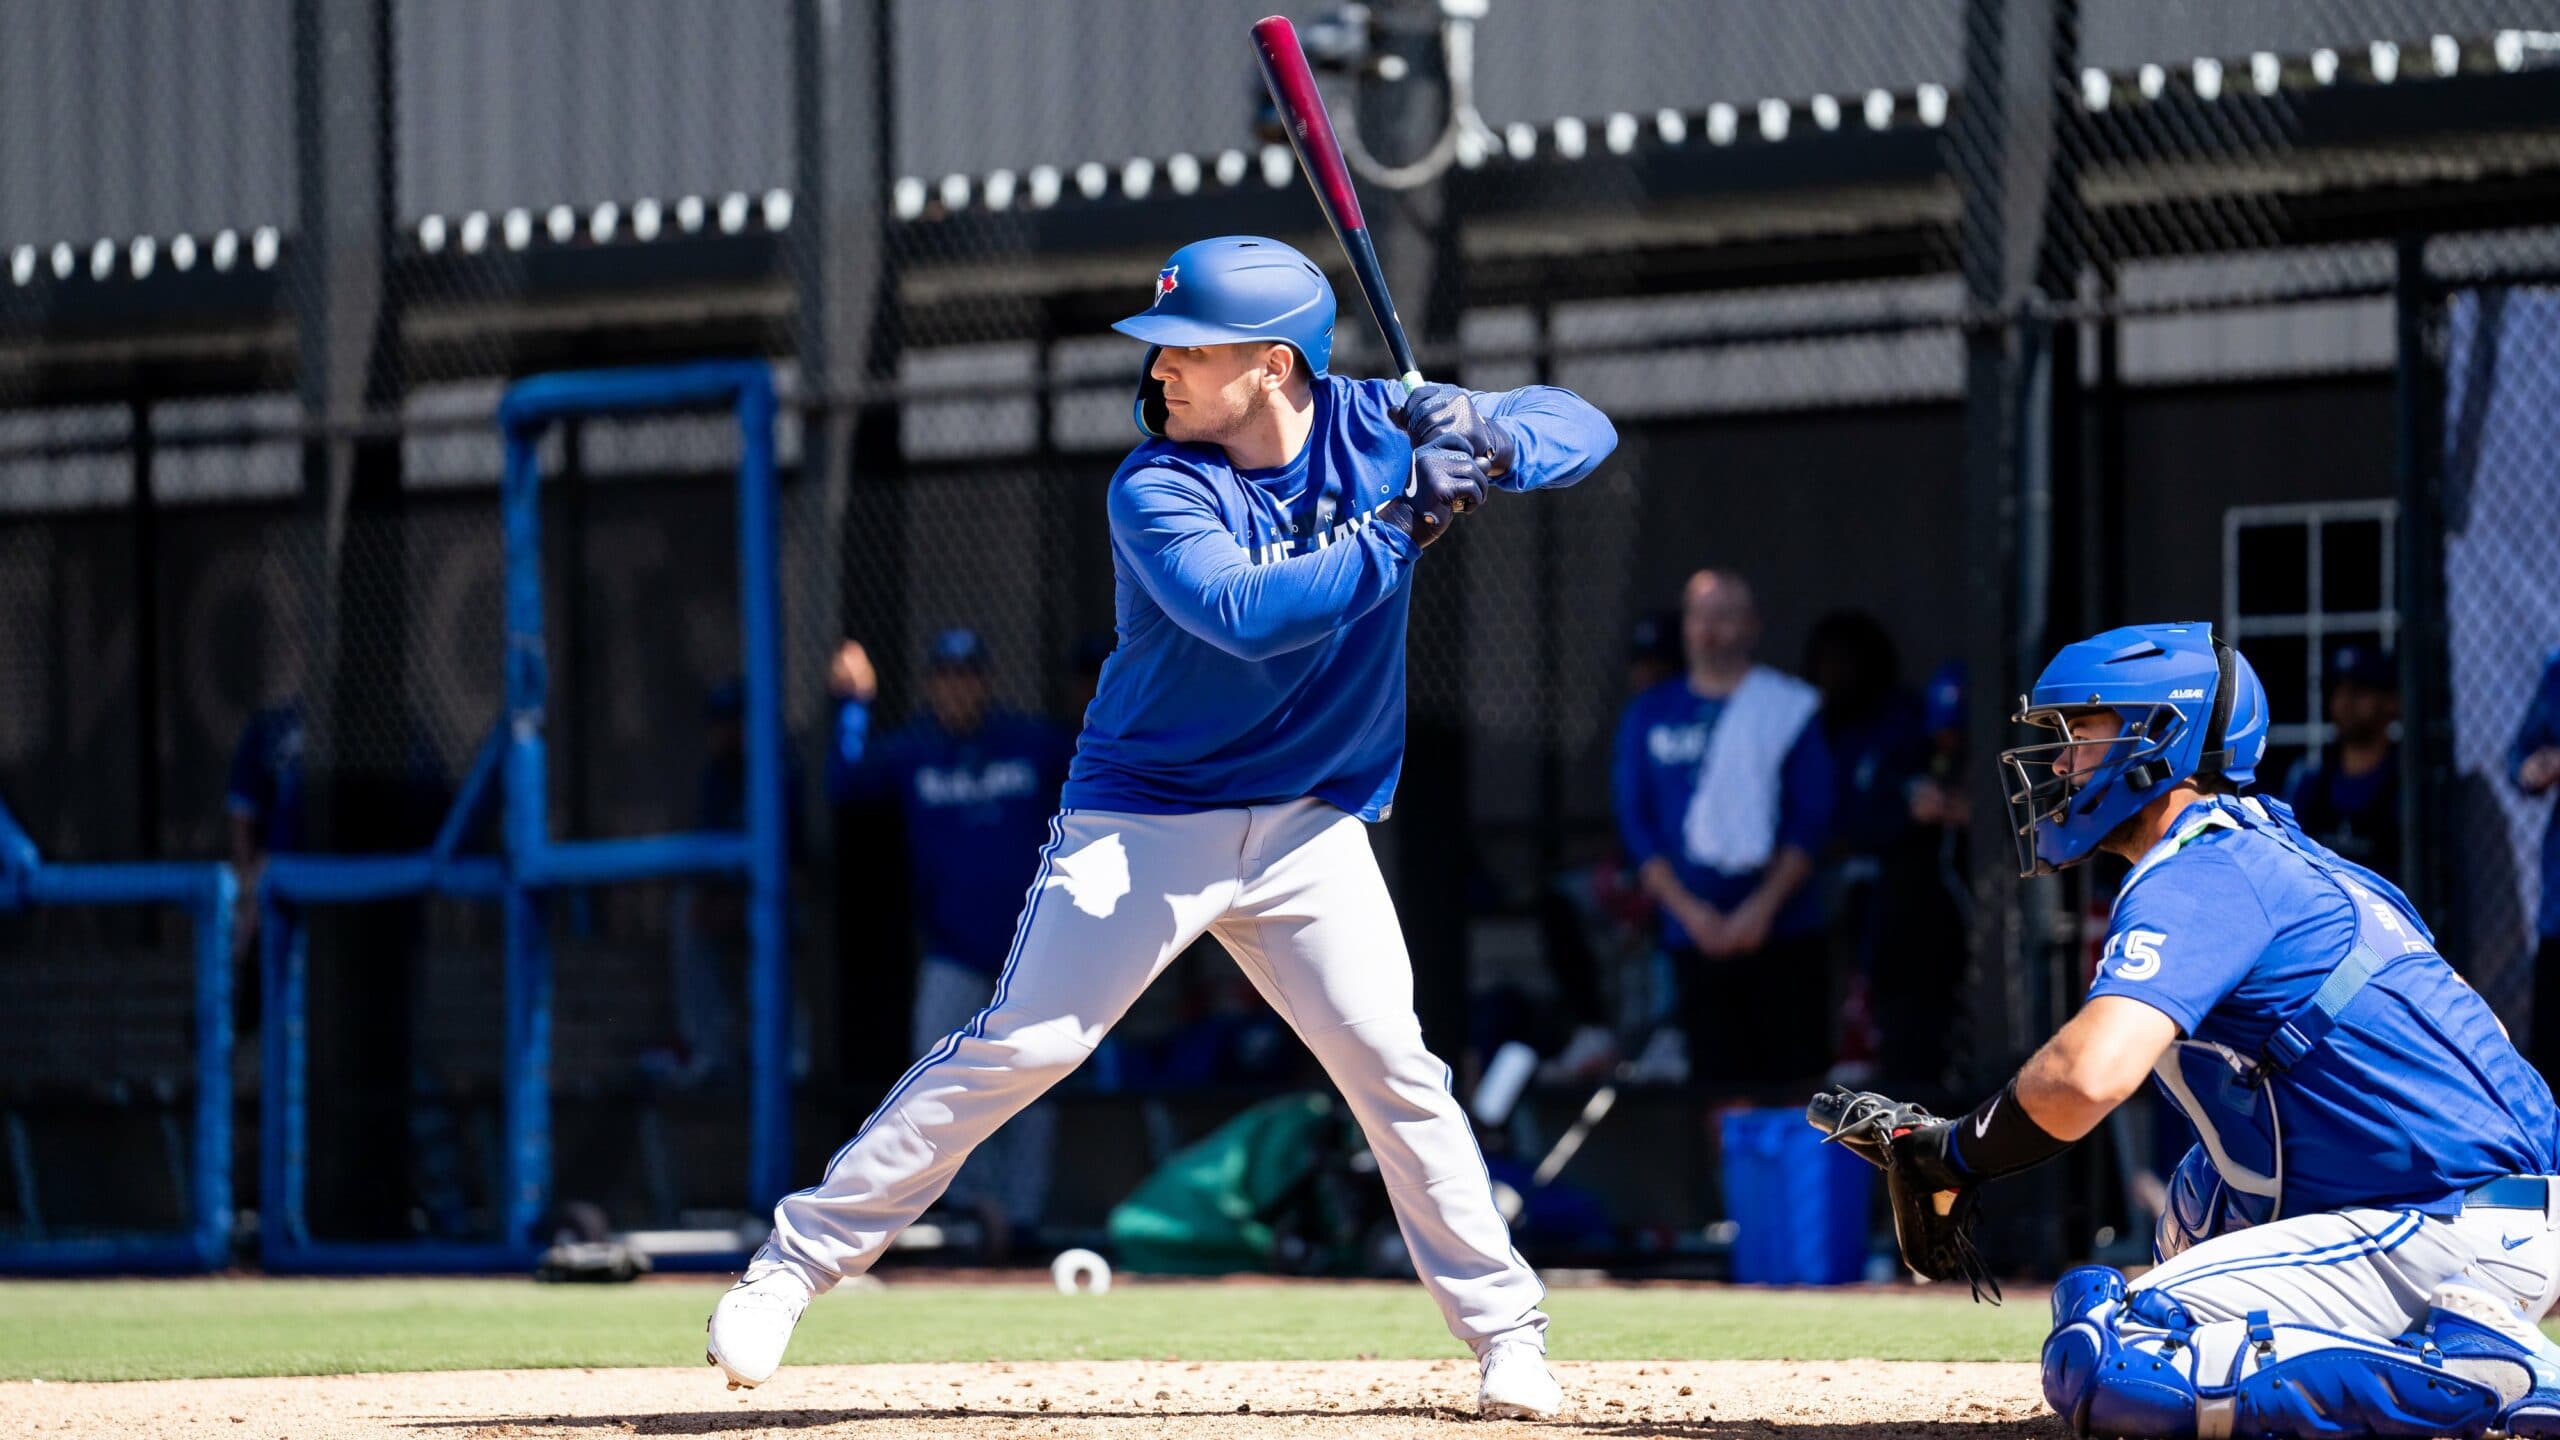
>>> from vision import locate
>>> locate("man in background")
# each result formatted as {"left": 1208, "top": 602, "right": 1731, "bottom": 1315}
{"left": 1611, "top": 570, "right": 1834, "bottom": 1088}
{"left": 826, "top": 627, "right": 1073, "bottom": 1257}
{"left": 2511, "top": 645, "right": 2560, "bottom": 1075}
{"left": 1876, "top": 659, "right": 1971, "bottom": 1092}
{"left": 1802, "top": 609, "right": 1924, "bottom": 1084}
{"left": 224, "top": 700, "right": 308, "bottom": 1035}
{"left": 2282, "top": 642, "right": 2403, "bottom": 884}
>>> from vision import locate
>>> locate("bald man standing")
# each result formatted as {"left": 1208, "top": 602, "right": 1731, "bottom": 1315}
{"left": 1611, "top": 571, "right": 1836, "bottom": 1088}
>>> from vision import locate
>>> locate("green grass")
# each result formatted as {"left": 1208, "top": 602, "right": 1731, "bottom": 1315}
{"left": 0, "top": 1277, "right": 2053, "bottom": 1383}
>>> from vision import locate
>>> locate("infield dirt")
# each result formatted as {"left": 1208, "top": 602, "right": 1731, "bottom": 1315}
{"left": 3, "top": 1358, "right": 2059, "bottom": 1438}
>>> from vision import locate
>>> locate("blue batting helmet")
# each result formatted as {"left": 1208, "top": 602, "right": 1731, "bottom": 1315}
{"left": 1999, "top": 622, "right": 2269, "bottom": 875}
{"left": 1111, "top": 236, "right": 1336, "bottom": 437}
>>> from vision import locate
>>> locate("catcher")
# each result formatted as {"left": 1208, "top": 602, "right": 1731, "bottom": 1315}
{"left": 1812, "top": 622, "right": 2560, "bottom": 1440}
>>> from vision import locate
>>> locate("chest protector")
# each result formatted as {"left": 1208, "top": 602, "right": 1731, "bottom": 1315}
{"left": 2144, "top": 797, "right": 2429, "bottom": 1224}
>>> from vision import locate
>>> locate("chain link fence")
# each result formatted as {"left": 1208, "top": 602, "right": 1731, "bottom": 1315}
{"left": 2435, "top": 281, "right": 2560, "bottom": 1062}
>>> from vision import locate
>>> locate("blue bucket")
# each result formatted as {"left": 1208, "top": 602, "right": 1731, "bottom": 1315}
{"left": 1719, "top": 1107, "right": 1875, "bottom": 1285}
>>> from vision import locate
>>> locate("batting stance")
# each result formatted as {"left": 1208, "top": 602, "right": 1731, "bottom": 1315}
{"left": 1816, "top": 622, "right": 2560, "bottom": 1440}
{"left": 707, "top": 235, "right": 1616, "bottom": 1419}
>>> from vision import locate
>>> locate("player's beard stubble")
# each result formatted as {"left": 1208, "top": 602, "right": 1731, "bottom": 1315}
{"left": 1168, "top": 377, "right": 1272, "bottom": 452}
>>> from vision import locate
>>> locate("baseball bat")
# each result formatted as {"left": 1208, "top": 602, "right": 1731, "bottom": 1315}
{"left": 1530, "top": 1080, "right": 1617, "bottom": 1189}
{"left": 1250, "top": 14, "right": 1425, "bottom": 394}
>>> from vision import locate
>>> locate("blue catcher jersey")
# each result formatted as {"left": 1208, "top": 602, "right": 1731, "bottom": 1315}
{"left": 1064, "top": 374, "right": 1614, "bottom": 820}
{"left": 2089, "top": 794, "right": 2560, "bottom": 1219}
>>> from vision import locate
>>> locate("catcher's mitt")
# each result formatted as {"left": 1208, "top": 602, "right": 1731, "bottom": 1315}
{"left": 1807, "top": 1087, "right": 2001, "bottom": 1304}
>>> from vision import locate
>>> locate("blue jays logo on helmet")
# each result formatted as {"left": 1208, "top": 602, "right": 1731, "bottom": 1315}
{"left": 1999, "top": 622, "right": 2270, "bottom": 875}
{"left": 1110, "top": 236, "right": 1337, "bottom": 438}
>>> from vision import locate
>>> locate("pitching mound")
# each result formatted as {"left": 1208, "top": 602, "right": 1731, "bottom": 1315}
{"left": 5, "top": 1358, "right": 2057, "bottom": 1438}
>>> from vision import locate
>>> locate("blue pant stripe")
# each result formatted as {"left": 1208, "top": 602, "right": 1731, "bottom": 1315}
{"left": 784, "top": 812, "right": 1071, "bottom": 1205}
{"left": 974, "top": 811, "right": 1066, "bottom": 1034}
{"left": 2160, "top": 1209, "right": 2424, "bottom": 1290}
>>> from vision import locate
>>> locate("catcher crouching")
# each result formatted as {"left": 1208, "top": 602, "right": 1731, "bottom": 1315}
{"left": 1810, "top": 622, "right": 2560, "bottom": 1440}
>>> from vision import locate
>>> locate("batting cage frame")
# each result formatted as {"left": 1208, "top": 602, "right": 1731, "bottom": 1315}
{"left": 257, "top": 359, "right": 791, "bottom": 1273}
{"left": 0, "top": 797, "right": 236, "bottom": 1274}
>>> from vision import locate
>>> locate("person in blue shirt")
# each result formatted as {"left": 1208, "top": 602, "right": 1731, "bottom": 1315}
{"left": 710, "top": 235, "right": 1615, "bottom": 1419}
{"left": 2280, "top": 642, "right": 2402, "bottom": 884}
{"left": 822, "top": 625, "right": 1072, "bottom": 1253}
{"left": 1871, "top": 658, "right": 1972, "bottom": 1090}
{"left": 1804, "top": 608, "right": 1927, "bottom": 1082}
{"left": 225, "top": 701, "right": 309, "bottom": 1032}
{"left": 2512, "top": 647, "right": 2560, "bottom": 1076}
{"left": 1829, "top": 622, "right": 2560, "bottom": 1440}
{"left": 1613, "top": 570, "right": 1835, "bottom": 1087}
{"left": 226, "top": 701, "right": 309, "bottom": 862}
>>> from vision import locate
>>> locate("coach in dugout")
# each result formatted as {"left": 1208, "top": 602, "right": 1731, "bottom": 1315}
{"left": 1612, "top": 570, "right": 1835, "bottom": 1088}
{"left": 825, "top": 627, "right": 1074, "bottom": 1257}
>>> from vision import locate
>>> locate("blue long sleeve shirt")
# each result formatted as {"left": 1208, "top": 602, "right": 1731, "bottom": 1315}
{"left": 2512, "top": 648, "right": 2560, "bottom": 940}
{"left": 1612, "top": 677, "right": 1837, "bottom": 943}
{"left": 1063, "top": 375, "right": 1616, "bottom": 819}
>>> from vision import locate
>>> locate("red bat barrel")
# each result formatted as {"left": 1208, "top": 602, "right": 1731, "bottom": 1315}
{"left": 1250, "top": 14, "right": 1423, "bottom": 390}
{"left": 1251, "top": 15, "right": 1368, "bottom": 230}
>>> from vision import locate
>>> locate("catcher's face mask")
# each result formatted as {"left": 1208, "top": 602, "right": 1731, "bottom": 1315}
{"left": 2000, "top": 701, "right": 2188, "bottom": 877}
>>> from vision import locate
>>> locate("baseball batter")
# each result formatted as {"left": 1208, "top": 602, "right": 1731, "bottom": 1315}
{"left": 1827, "top": 622, "right": 2560, "bottom": 1439}
{"left": 707, "top": 235, "right": 1616, "bottom": 1419}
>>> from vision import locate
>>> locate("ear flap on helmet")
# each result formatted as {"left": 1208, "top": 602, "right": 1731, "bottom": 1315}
{"left": 1133, "top": 347, "right": 1170, "bottom": 438}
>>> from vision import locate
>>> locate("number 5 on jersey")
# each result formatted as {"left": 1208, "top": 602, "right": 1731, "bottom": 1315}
{"left": 2106, "top": 928, "right": 2167, "bottom": 982}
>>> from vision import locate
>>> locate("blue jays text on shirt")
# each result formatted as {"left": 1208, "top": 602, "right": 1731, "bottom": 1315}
{"left": 1243, "top": 502, "right": 1393, "bottom": 565}
{"left": 911, "top": 757, "right": 1042, "bottom": 809}
{"left": 1646, "top": 721, "right": 1708, "bottom": 767}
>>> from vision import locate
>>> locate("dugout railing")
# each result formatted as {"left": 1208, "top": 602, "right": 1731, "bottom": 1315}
{"left": 0, "top": 795, "right": 236, "bottom": 1273}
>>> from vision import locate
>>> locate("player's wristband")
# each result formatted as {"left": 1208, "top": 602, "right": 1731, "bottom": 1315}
{"left": 1942, "top": 1080, "right": 2071, "bottom": 1183}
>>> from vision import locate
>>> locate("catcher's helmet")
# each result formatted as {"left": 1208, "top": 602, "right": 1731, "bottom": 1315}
{"left": 2000, "top": 622, "right": 2269, "bottom": 875}
{"left": 1111, "top": 236, "right": 1336, "bottom": 438}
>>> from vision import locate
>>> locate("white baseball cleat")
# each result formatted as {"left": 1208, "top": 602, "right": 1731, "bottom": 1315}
{"left": 704, "top": 1256, "right": 811, "bottom": 1390}
{"left": 1476, "top": 1340, "right": 1564, "bottom": 1420}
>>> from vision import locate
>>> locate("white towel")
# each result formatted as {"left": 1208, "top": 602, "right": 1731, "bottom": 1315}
{"left": 1681, "top": 666, "right": 1823, "bottom": 873}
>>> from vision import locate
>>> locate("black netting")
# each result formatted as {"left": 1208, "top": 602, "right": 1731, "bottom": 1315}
{"left": 0, "top": 900, "right": 213, "bottom": 1243}
{"left": 6, "top": 0, "right": 2560, "bottom": 1269}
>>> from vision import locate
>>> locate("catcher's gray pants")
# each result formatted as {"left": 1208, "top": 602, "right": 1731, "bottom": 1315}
{"left": 767, "top": 799, "right": 1548, "bottom": 1355}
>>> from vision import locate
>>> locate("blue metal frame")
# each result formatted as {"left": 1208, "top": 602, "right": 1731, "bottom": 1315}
{"left": 0, "top": 795, "right": 237, "bottom": 1274}
{"left": 498, "top": 359, "right": 792, "bottom": 1221}
{"left": 257, "top": 359, "right": 789, "bottom": 1272}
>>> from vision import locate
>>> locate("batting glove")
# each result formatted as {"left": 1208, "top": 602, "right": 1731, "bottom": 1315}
{"left": 1392, "top": 383, "right": 1515, "bottom": 478}
{"left": 1378, "top": 435, "right": 1490, "bottom": 548}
